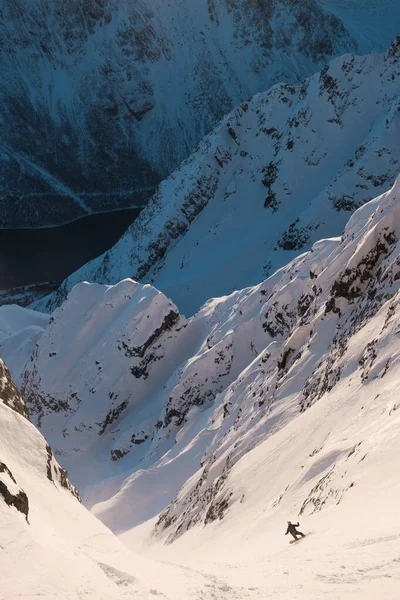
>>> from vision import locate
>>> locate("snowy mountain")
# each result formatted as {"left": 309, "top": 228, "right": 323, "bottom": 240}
{"left": 4, "top": 6, "right": 400, "bottom": 598}
{"left": 38, "top": 39, "right": 400, "bottom": 316}
{"left": 7, "top": 169, "right": 400, "bottom": 554}
{"left": 5, "top": 178, "right": 400, "bottom": 597}
{"left": 2, "top": 0, "right": 399, "bottom": 227}
{"left": 153, "top": 175, "right": 400, "bottom": 544}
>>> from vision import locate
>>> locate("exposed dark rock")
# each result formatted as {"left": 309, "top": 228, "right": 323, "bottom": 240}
{"left": 319, "top": 65, "right": 339, "bottom": 102}
{"left": 44, "top": 444, "right": 81, "bottom": 500}
{"left": 98, "top": 401, "right": 128, "bottom": 435}
{"left": 204, "top": 494, "right": 232, "bottom": 524}
{"left": 331, "top": 194, "right": 361, "bottom": 212}
{"left": 111, "top": 448, "right": 130, "bottom": 461}
{"left": 120, "top": 310, "right": 180, "bottom": 359}
{"left": 326, "top": 232, "right": 397, "bottom": 309}
{"left": 0, "top": 462, "right": 29, "bottom": 521}
{"left": 277, "top": 347, "right": 294, "bottom": 371}
{"left": 0, "top": 359, "right": 28, "bottom": 418}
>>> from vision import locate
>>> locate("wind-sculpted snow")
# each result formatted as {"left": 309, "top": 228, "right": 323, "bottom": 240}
{"left": 0, "top": 0, "right": 361, "bottom": 227}
{"left": 25, "top": 276, "right": 282, "bottom": 521}
{"left": 40, "top": 40, "right": 400, "bottom": 315}
{"left": 21, "top": 280, "right": 198, "bottom": 502}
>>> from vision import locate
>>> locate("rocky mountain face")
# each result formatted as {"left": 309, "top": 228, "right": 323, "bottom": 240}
{"left": 0, "top": 356, "right": 29, "bottom": 418}
{"left": 8, "top": 173, "right": 400, "bottom": 542}
{"left": 0, "top": 0, "right": 388, "bottom": 227}
{"left": 38, "top": 39, "right": 400, "bottom": 316}
{"left": 19, "top": 279, "right": 190, "bottom": 499}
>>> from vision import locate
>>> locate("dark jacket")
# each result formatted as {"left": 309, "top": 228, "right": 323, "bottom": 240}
{"left": 285, "top": 522, "right": 300, "bottom": 535}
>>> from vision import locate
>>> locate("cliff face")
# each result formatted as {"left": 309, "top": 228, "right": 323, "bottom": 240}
{"left": 0, "top": 356, "right": 79, "bottom": 511}
{"left": 0, "top": 0, "right": 358, "bottom": 227}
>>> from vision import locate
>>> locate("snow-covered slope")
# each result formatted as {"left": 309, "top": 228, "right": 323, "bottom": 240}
{"left": 0, "top": 357, "right": 128, "bottom": 598}
{"left": 2, "top": 0, "right": 398, "bottom": 227}
{"left": 21, "top": 279, "right": 194, "bottom": 504}
{"left": 14, "top": 171, "right": 400, "bottom": 555}
{"left": 0, "top": 355, "right": 246, "bottom": 599}
{"left": 39, "top": 39, "right": 400, "bottom": 316}
{"left": 86, "top": 170, "right": 400, "bottom": 599}
{"left": 122, "top": 172, "right": 400, "bottom": 600}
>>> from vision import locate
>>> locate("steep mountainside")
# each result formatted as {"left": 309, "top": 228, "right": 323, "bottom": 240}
{"left": 2, "top": 0, "right": 397, "bottom": 227}
{"left": 39, "top": 40, "right": 400, "bottom": 315}
{"left": 0, "top": 353, "right": 243, "bottom": 599}
{"left": 153, "top": 174, "right": 400, "bottom": 544}
{"left": 0, "top": 357, "right": 113, "bottom": 596}
{"left": 10, "top": 174, "right": 400, "bottom": 547}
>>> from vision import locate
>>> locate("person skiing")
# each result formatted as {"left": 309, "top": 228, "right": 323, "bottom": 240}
{"left": 285, "top": 521, "right": 305, "bottom": 540}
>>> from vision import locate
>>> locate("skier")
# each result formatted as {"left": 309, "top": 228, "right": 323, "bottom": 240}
{"left": 223, "top": 402, "right": 232, "bottom": 418}
{"left": 285, "top": 521, "right": 305, "bottom": 540}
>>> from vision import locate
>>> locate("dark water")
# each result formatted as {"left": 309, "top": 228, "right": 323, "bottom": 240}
{"left": 0, "top": 208, "right": 141, "bottom": 289}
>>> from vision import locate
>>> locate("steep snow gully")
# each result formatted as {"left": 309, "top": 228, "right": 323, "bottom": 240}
{"left": 1, "top": 27, "right": 400, "bottom": 600}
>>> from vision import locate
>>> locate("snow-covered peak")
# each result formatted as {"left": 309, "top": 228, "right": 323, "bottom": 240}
{"left": 20, "top": 279, "right": 192, "bottom": 498}
{"left": 39, "top": 39, "right": 400, "bottom": 316}
{"left": 7, "top": 170, "right": 400, "bottom": 595}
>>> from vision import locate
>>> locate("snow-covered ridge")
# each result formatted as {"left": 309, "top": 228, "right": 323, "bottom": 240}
{"left": 38, "top": 38, "right": 400, "bottom": 316}
{"left": 0, "top": 0, "right": 363, "bottom": 228}
{"left": 12, "top": 173, "right": 400, "bottom": 547}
